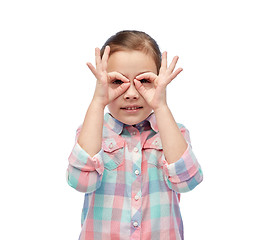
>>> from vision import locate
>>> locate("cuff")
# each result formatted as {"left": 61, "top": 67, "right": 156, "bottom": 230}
{"left": 68, "top": 142, "right": 104, "bottom": 175}
{"left": 163, "top": 143, "right": 200, "bottom": 184}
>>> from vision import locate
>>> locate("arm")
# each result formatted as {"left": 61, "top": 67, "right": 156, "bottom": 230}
{"left": 67, "top": 46, "right": 130, "bottom": 192}
{"left": 135, "top": 52, "right": 186, "bottom": 163}
{"left": 154, "top": 105, "right": 187, "bottom": 164}
{"left": 134, "top": 52, "right": 203, "bottom": 192}
{"left": 79, "top": 46, "right": 130, "bottom": 156}
{"left": 78, "top": 100, "right": 105, "bottom": 157}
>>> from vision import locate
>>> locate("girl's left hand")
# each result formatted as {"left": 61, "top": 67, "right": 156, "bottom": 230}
{"left": 134, "top": 52, "right": 183, "bottom": 111}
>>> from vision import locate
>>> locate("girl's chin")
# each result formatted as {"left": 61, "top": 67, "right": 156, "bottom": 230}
{"left": 114, "top": 113, "right": 152, "bottom": 126}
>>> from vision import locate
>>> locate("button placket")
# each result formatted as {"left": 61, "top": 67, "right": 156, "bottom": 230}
{"left": 129, "top": 129, "right": 142, "bottom": 235}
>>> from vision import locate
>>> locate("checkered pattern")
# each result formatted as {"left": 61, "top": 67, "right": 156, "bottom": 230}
{"left": 67, "top": 113, "right": 203, "bottom": 240}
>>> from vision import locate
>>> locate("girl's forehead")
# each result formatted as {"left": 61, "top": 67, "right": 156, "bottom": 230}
{"left": 109, "top": 50, "right": 153, "bottom": 60}
{"left": 107, "top": 50, "right": 157, "bottom": 75}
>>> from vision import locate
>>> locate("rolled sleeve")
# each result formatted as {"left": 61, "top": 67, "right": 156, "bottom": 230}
{"left": 69, "top": 142, "right": 104, "bottom": 174}
{"left": 162, "top": 124, "right": 203, "bottom": 193}
{"left": 67, "top": 142, "right": 104, "bottom": 193}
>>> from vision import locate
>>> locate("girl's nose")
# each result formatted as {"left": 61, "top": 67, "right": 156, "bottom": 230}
{"left": 123, "top": 82, "right": 139, "bottom": 100}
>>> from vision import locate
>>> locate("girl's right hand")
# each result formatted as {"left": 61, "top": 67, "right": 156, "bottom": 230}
{"left": 86, "top": 46, "right": 130, "bottom": 107}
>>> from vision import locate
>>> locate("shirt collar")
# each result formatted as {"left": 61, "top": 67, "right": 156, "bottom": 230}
{"left": 104, "top": 113, "right": 124, "bottom": 135}
{"left": 146, "top": 112, "right": 159, "bottom": 132}
{"left": 104, "top": 112, "right": 158, "bottom": 135}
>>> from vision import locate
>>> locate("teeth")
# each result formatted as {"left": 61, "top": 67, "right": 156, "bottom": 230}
{"left": 126, "top": 107, "right": 139, "bottom": 110}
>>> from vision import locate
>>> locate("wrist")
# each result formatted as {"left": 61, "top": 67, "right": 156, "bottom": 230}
{"left": 90, "top": 97, "right": 107, "bottom": 110}
{"left": 152, "top": 101, "right": 169, "bottom": 112}
{"left": 153, "top": 103, "right": 170, "bottom": 114}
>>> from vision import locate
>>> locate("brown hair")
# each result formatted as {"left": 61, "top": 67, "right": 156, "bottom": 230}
{"left": 100, "top": 30, "right": 161, "bottom": 73}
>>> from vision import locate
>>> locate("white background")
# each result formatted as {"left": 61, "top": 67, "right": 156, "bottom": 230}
{"left": 1, "top": 0, "right": 263, "bottom": 239}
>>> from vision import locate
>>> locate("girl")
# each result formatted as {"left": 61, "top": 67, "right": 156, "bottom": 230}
{"left": 67, "top": 30, "right": 203, "bottom": 240}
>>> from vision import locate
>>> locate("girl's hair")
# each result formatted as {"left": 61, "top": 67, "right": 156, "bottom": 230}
{"left": 101, "top": 30, "right": 161, "bottom": 73}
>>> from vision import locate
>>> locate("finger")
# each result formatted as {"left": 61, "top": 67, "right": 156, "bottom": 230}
{"left": 168, "top": 68, "right": 183, "bottom": 83}
{"left": 108, "top": 71, "right": 130, "bottom": 83}
{"left": 168, "top": 56, "right": 179, "bottom": 73}
{"left": 110, "top": 82, "right": 130, "bottom": 100}
{"left": 95, "top": 47, "right": 102, "bottom": 71}
{"left": 102, "top": 46, "right": 110, "bottom": 70}
{"left": 160, "top": 51, "right": 167, "bottom": 73}
{"left": 135, "top": 72, "right": 157, "bottom": 82}
{"left": 86, "top": 62, "right": 98, "bottom": 78}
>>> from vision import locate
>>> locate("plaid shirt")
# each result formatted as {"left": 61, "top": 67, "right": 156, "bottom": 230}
{"left": 67, "top": 112, "right": 203, "bottom": 240}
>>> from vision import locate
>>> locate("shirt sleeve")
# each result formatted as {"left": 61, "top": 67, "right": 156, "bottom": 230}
{"left": 66, "top": 126, "right": 104, "bottom": 193}
{"left": 162, "top": 125, "right": 203, "bottom": 193}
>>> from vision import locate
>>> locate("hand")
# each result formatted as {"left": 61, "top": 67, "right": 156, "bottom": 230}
{"left": 134, "top": 51, "right": 183, "bottom": 111}
{"left": 87, "top": 46, "right": 130, "bottom": 107}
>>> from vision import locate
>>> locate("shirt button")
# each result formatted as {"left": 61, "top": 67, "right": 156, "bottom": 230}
{"left": 133, "top": 147, "right": 138, "bottom": 152}
{"left": 109, "top": 143, "right": 113, "bottom": 149}
{"left": 132, "top": 131, "right": 137, "bottom": 135}
{"left": 134, "top": 169, "right": 140, "bottom": 175}
{"left": 134, "top": 195, "right": 139, "bottom": 201}
{"left": 133, "top": 221, "right": 139, "bottom": 227}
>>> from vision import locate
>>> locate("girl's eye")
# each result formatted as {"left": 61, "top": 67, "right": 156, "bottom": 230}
{"left": 112, "top": 79, "right": 124, "bottom": 85}
{"left": 140, "top": 79, "right": 150, "bottom": 83}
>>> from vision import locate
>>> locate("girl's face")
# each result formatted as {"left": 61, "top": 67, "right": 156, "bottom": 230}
{"left": 107, "top": 50, "right": 157, "bottom": 125}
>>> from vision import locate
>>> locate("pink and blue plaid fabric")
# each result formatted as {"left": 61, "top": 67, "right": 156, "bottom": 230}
{"left": 67, "top": 113, "right": 203, "bottom": 240}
